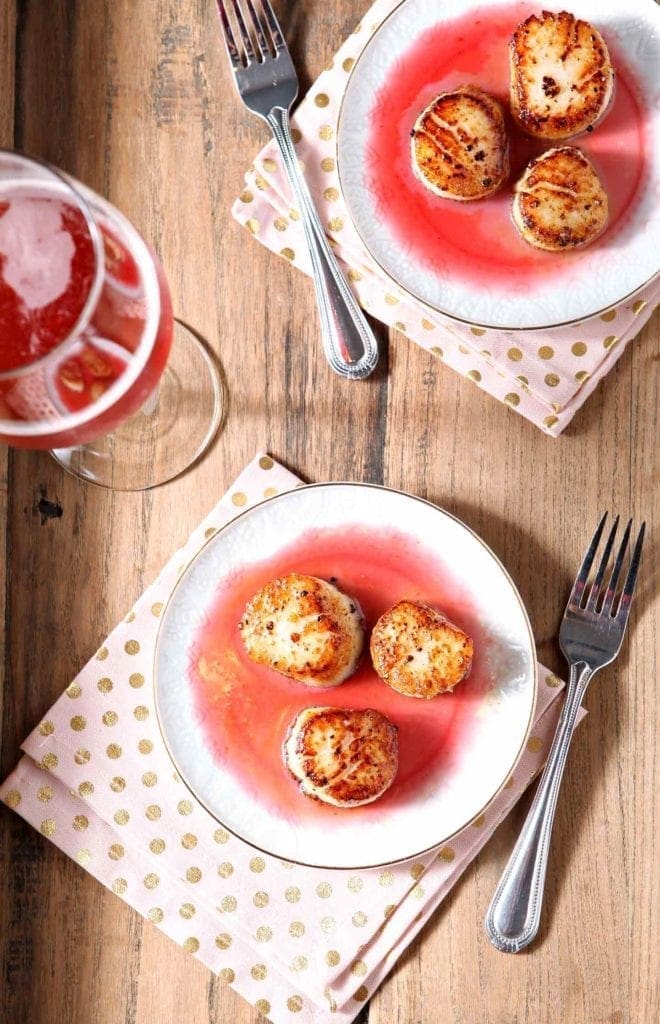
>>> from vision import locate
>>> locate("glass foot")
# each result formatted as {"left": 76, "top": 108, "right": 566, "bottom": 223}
{"left": 51, "top": 321, "right": 224, "bottom": 490}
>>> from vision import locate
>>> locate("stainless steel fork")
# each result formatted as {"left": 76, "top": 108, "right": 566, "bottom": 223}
{"left": 216, "top": 0, "right": 379, "bottom": 380}
{"left": 485, "top": 513, "right": 645, "bottom": 953}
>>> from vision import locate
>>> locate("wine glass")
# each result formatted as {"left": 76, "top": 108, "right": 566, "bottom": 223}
{"left": 0, "top": 150, "right": 223, "bottom": 489}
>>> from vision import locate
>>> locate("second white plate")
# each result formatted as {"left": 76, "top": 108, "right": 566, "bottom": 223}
{"left": 337, "top": 0, "right": 660, "bottom": 330}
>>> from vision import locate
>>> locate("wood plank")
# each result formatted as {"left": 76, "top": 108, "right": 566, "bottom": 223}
{"left": 0, "top": 1, "right": 657, "bottom": 1023}
{"left": 0, "top": 4, "right": 17, "bottom": 1016}
{"left": 628, "top": 313, "right": 658, "bottom": 1024}
{"left": 0, "top": 0, "right": 16, "bottom": 765}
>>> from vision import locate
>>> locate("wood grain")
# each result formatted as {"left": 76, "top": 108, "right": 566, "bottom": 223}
{"left": 0, "top": 2, "right": 657, "bottom": 1023}
{"left": 0, "top": 0, "right": 14, "bottom": 773}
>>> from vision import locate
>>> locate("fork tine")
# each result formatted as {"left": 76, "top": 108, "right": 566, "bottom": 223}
{"left": 229, "top": 0, "right": 257, "bottom": 64}
{"left": 586, "top": 515, "right": 619, "bottom": 610}
{"left": 567, "top": 512, "right": 607, "bottom": 609}
{"left": 611, "top": 521, "right": 645, "bottom": 620}
{"left": 216, "top": 1, "right": 244, "bottom": 69}
{"left": 256, "top": 0, "right": 286, "bottom": 50}
{"left": 623, "top": 523, "right": 645, "bottom": 596}
{"left": 602, "top": 518, "right": 632, "bottom": 615}
{"left": 244, "top": 0, "right": 270, "bottom": 59}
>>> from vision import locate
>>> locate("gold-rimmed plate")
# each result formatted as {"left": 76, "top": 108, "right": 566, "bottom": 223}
{"left": 154, "top": 484, "right": 537, "bottom": 869}
{"left": 337, "top": 0, "right": 660, "bottom": 331}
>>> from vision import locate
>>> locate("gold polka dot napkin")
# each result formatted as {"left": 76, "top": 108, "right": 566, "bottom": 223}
{"left": 231, "top": 0, "right": 658, "bottom": 436}
{"left": 1, "top": 455, "right": 584, "bottom": 1024}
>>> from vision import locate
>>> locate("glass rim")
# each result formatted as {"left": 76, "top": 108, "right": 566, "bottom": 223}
{"left": 0, "top": 149, "right": 106, "bottom": 382}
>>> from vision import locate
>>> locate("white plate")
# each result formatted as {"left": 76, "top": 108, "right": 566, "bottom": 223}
{"left": 337, "top": 0, "right": 660, "bottom": 330}
{"left": 155, "top": 485, "right": 537, "bottom": 869}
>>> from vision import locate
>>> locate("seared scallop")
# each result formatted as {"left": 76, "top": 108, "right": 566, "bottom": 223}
{"left": 370, "top": 600, "right": 473, "bottom": 699}
{"left": 513, "top": 146, "right": 608, "bottom": 251}
{"left": 240, "top": 573, "right": 364, "bottom": 687}
{"left": 283, "top": 706, "right": 399, "bottom": 807}
{"left": 510, "top": 11, "right": 614, "bottom": 140}
{"left": 411, "top": 86, "right": 509, "bottom": 201}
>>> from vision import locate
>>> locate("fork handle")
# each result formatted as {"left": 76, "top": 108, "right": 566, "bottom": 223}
{"left": 266, "top": 107, "right": 379, "bottom": 380}
{"left": 485, "top": 662, "right": 592, "bottom": 952}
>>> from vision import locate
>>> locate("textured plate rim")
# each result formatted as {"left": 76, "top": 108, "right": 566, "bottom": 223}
{"left": 336, "top": 0, "right": 660, "bottom": 332}
{"left": 153, "top": 482, "right": 539, "bottom": 870}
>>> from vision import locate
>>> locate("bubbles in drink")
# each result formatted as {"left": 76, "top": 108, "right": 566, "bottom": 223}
{"left": 0, "top": 190, "right": 97, "bottom": 371}
{"left": 0, "top": 196, "right": 78, "bottom": 312}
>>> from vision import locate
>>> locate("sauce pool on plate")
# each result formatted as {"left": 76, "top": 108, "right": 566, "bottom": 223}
{"left": 188, "top": 525, "right": 494, "bottom": 824}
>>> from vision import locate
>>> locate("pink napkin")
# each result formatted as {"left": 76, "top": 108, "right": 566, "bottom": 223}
{"left": 1, "top": 455, "right": 583, "bottom": 1024}
{"left": 231, "top": 0, "right": 658, "bottom": 436}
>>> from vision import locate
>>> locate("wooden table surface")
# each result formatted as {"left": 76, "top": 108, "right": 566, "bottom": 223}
{"left": 1, "top": 3, "right": 657, "bottom": 1023}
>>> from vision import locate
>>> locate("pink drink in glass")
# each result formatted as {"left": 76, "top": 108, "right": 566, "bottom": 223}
{"left": 0, "top": 161, "right": 173, "bottom": 450}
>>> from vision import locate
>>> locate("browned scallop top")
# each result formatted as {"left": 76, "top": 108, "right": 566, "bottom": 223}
{"left": 510, "top": 11, "right": 614, "bottom": 139}
{"left": 411, "top": 86, "right": 509, "bottom": 200}
{"left": 514, "top": 146, "right": 608, "bottom": 250}
{"left": 288, "top": 707, "right": 399, "bottom": 805}
{"left": 239, "top": 572, "right": 364, "bottom": 686}
{"left": 370, "top": 600, "right": 474, "bottom": 699}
